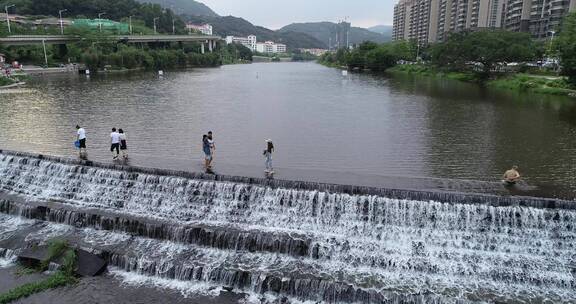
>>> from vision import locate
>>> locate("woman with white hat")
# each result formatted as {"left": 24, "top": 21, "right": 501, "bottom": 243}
{"left": 263, "top": 139, "right": 274, "bottom": 174}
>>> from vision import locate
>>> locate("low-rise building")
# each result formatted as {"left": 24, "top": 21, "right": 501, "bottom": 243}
{"left": 226, "top": 35, "right": 287, "bottom": 53}
{"left": 299, "top": 48, "right": 329, "bottom": 56}
{"left": 225, "top": 35, "right": 257, "bottom": 51}
{"left": 256, "top": 41, "right": 287, "bottom": 54}
{"left": 186, "top": 23, "right": 213, "bottom": 35}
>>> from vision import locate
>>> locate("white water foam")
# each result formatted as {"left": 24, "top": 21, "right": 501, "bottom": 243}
{"left": 109, "top": 267, "right": 225, "bottom": 298}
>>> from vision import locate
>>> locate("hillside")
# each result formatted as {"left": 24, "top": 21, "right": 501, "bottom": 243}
{"left": 0, "top": 0, "right": 184, "bottom": 33}
{"left": 135, "top": 0, "right": 218, "bottom": 17}
{"left": 279, "top": 22, "right": 391, "bottom": 47}
{"left": 368, "top": 25, "right": 393, "bottom": 40}
{"left": 184, "top": 15, "right": 327, "bottom": 49}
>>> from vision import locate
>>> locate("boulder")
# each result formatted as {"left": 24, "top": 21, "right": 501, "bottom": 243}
{"left": 18, "top": 246, "right": 107, "bottom": 277}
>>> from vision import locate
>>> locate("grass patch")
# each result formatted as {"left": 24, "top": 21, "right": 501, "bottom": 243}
{"left": 488, "top": 74, "right": 575, "bottom": 96}
{"left": 0, "top": 271, "right": 76, "bottom": 304}
{"left": 387, "top": 64, "right": 479, "bottom": 82}
{"left": 0, "top": 77, "right": 16, "bottom": 87}
{"left": 0, "top": 239, "right": 78, "bottom": 303}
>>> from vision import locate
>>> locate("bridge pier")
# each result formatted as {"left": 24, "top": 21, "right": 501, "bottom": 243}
{"left": 208, "top": 40, "right": 213, "bottom": 52}
{"left": 201, "top": 43, "right": 205, "bottom": 54}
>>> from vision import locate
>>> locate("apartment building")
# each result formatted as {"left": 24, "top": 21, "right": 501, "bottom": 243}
{"left": 392, "top": 0, "right": 441, "bottom": 44}
{"left": 393, "top": 0, "right": 575, "bottom": 43}
{"left": 504, "top": 0, "right": 576, "bottom": 38}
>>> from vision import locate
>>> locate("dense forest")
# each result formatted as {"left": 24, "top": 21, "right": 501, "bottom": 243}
{"left": 0, "top": 0, "right": 185, "bottom": 34}
{"left": 135, "top": 0, "right": 218, "bottom": 17}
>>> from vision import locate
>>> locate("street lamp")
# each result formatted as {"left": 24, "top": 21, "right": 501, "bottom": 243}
{"left": 58, "top": 9, "right": 67, "bottom": 35}
{"left": 153, "top": 17, "right": 159, "bottom": 35}
{"left": 98, "top": 12, "right": 106, "bottom": 32}
{"left": 5, "top": 4, "right": 15, "bottom": 34}
{"left": 548, "top": 30, "right": 556, "bottom": 51}
{"left": 129, "top": 16, "right": 133, "bottom": 35}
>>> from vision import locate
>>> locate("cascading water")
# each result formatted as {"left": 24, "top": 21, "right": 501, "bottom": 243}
{"left": 0, "top": 151, "right": 575, "bottom": 303}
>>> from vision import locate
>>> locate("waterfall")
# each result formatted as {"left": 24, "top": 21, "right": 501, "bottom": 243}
{"left": 0, "top": 151, "right": 575, "bottom": 303}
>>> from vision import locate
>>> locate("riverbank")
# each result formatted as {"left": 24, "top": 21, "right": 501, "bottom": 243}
{"left": 386, "top": 64, "right": 576, "bottom": 97}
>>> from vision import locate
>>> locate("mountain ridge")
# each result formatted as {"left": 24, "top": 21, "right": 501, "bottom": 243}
{"left": 279, "top": 22, "right": 391, "bottom": 47}
{"left": 184, "top": 15, "right": 327, "bottom": 49}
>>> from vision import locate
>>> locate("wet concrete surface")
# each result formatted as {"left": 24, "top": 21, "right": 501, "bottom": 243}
{"left": 0, "top": 268, "right": 244, "bottom": 304}
{"left": 0, "top": 267, "right": 48, "bottom": 294}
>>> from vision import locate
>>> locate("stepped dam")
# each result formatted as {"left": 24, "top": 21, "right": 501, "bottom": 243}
{"left": 0, "top": 150, "right": 575, "bottom": 303}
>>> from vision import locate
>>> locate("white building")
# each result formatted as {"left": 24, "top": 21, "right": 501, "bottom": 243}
{"left": 225, "top": 35, "right": 257, "bottom": 51}
{"left": 256, "top": 41, "right": 287, "bottom": 54}
{"left": 186, "top": 23, "right": 213, "bottom": 35}
{"left": 299, "top": 48, "right": 329, "bottom": 56}
{"left": 225, "top": 35, "right": 287, "bottom": 53}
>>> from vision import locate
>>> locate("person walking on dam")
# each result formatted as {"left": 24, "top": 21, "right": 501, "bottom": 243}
{"left": 207, "top": 131, "right": 215, "bottom": 168}
{"left": 76, "top": 125, "right": 87, "bottom": 158}
{"left": 119, "top": 128, "right": 128, "bottom": 159}
{"left": 110, "top": 128, "right": 121, "bottom": 160}
{"left": 264, "top": 139, "right": 274, "bottom": 174}
{"left": 203, "top": 134, "right": 212, "bottom": 171}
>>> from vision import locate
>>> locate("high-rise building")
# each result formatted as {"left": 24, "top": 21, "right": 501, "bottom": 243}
{"left": 392, "top": 0, "right": 575, "bottom": 43}
{"left": 329, "top": 22, "right": 352, "bottom": 49}
{"left": 391, "top": 0, "right": 441, "bottom": 44}
{"left": 504, "top": 0, "right": 576, "bottom": 38}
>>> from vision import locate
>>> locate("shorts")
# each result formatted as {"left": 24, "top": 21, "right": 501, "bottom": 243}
{"left": 204, "top": 152, "right": 212, "bottom": 161}
{"left": 79, "top": 138, "right": 86, "bottom": 148}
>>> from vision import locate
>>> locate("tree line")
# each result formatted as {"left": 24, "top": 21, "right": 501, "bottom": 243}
{"left": 320, "top": 13, "right": 576, "bottom": 86}
{"left": 0, "top": 0, "right": 185, "bottom": 34}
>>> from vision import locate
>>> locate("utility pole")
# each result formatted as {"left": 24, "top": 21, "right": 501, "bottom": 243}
{"left": 98, "top": 12, "right": 106, "bottom": 32}
{"left": 5, "top": 4, "right": 15, "bottom": 34}
{"left": 59, "top": 9, "right": 67, "bottom": 35}
{"left": 42, "top": 39, "right": 48, "bottom": 67}
{"left": 153, "top": 17, "right": 159, "bottom": 34}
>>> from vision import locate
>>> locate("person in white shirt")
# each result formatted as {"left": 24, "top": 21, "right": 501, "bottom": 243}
{"left": 76, "top": 125, "right": 87, "bottom": 158}
{"left": 110, "top": 128, "right": 121, "bottom": 160}
{"left": 119, "top": 129, "right": 128, "bottom": 159}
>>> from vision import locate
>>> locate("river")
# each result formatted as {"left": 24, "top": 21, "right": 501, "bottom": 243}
{"left": 0, "top": 62, "right": 575, "bottom": 198}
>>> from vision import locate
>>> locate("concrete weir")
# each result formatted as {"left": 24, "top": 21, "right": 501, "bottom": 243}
{"left": 0, "top": 149, "right": 573, "bottom": 210}
{"left": 0, "top": 149, "right": 575, "bottom": 303}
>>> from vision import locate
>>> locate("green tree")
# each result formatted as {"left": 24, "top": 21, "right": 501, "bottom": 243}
{"left": 556, "top": 13, "right": 576, "bottom": 86}
{"left": 365, "top": 46, "right": 397, "bottom": 71}
{"left": 431, "top": 30, "right": 536, "bottom": 77}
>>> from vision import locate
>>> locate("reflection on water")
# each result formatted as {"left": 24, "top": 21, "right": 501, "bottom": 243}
{"left": 0, "top": 62, "right": 575, "bottom": 195}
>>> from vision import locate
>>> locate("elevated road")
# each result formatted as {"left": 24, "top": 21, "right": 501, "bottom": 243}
{"left": 0, "top": 35, "right": 222, "bottom": 46}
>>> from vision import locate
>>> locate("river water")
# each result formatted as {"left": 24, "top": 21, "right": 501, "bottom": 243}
{"left": 0, "top": 62, "right": 575, "bottom": 196}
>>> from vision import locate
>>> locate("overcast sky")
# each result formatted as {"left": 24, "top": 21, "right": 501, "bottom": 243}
{"left": 199, "top": 0, "right": 395, "bottom": 29}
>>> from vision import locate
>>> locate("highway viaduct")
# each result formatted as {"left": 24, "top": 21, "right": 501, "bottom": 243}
{"left": 0, "top": 35, "right": 222, "bottom": 53}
